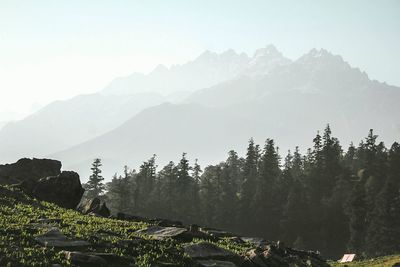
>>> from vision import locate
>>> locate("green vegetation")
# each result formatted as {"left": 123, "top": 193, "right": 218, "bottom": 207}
{"left": 0, "top": 185, "right": 249, "bottom": 266}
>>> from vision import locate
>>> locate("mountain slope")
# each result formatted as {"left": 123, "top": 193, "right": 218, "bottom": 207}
{"left": 0, "top": 92, "right": 166, "bottom": 163}
{"left": 53, "top": 49, "right": 400, "bottom": 178}
{"left": 1, "top": 46, "right": 399, "bottom": 178}
{"left": 51, "top": 103, "right": 258, "bottom": 178}
{"left": 0, "top": 45, "right": 290, "bottom": 165}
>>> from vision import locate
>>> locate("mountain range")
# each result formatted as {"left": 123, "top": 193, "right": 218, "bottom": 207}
{"left": 0, "top": 45, "right": 399, "bottom": 179}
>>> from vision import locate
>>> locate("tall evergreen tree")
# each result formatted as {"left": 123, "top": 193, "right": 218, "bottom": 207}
{"left": 347, "top": 179, "right": 368, "bottom": 255}
{"left": 365, "top": 142, "right": 400, "bottom": 256}
{"left": 251, "top": 139, "right": 281, "bottom": 238}
{"left": 133, "top": 155, "right": 157, "bottom": 215}
{"left": 86, "top": 158, "right": 105, "bottom": 199}
{"left": 238, "top": 138, "right": 259, "bottom": 229}
{"left": 176, "top": 153, "right": 196, "bottom": 222}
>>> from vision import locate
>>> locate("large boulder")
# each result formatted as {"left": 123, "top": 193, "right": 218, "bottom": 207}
{"left": 63, "top": 251, "right": 135, "bottom": 267}
{"left": 77, "top": 198, "right": 110, "bottom": 217}
{"left": 136, "top": 225, "right": 212, "bottom": 242}
{"left": 30, "top": 171, "right": 84, "bottom": 209}
{"left": 35, "top": 228, "right": 90, "bottom": 248}
{"left": 244, "top": 242, "right": 330, "bottom": 267}
{"left": 183, "top": 242, "right": 239, "bottom": 262}
{"left": 0, "top": 158, "right": 61, "bottom": 185}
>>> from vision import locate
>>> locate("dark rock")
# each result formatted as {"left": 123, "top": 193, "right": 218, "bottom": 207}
{"left": 90, "top": 253, "right": 135, "bottom": 267}
{"left": 392, "top": 263, "right": 400, "bottom": 267}
{"left": 137, "top": 225, "right": 212, "bottom": 242}
{"left": 0, "top": 158, "right": 61, "bottom": 185}
{"left": 98, "top": 202, "right": 111, "bottom": 217}
{"left": 63, "top": 251, "right": 135, "bottom": 267}
{"left": 77, "top": 198, "right": 110, "bottom": 217}
{"left": 184, "top": 242, "right": 239, "bottom": 262}
{"left": 117, "top": 237, "right": 145, "bottom": 248}
{"left": 151, "top": 218, "right": 183, "bottom": 227}
{"left": 201, "top": 227, "right": 234, "bottom": 238}
{"left": 190, "top": 224, "right": 200, "bottom": 232}
{"left": 244, "top": 243, "right": 330, "bottom": 267}
{"left": 35, "top": 228, "right": 90, "bottom": 248}
{"left": 64, "top": 251, "right": 107, "bottom": 267}
{"left": 197, "top": 259, "right": 238, "bottom": 266}
{"left": 116, "top": 212, "right": 148, "bottom": 222}
{"left": 240, "top": 237, "right": 270, "bottom": 248}
{"left": 137, "top": 226, "right": 187, "bottom": 240}
{"left": 30, "top": 171, "right": 84, "bottom": 209}
{"left": 244, "top": 248, "right": 270, "bottom": 267}
{"left": 78, "top": 198, "right": 101, "bottom": 213}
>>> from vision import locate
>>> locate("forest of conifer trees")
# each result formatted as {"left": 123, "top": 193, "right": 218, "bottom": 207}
{"left": 86, "top": 125, "right": 400, "bottom": 259}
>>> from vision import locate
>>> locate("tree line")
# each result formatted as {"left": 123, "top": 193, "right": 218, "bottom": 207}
{"left": 84, "top": 125, "right": 400, "bottom": 259}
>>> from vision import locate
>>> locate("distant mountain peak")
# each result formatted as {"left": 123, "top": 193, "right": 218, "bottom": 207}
{"left": 307, "top": 48, "right": 333, "bottom": 58}
{"left": 253, "top": 44, "right": 281, "bottom": 58}
{"left": 195, "top": 50, "right": 218, "bottom": 62}
{"left": 150, "top": 64, "right": 169, "bottom": 74}
{"left": 221, "top": 48, "right": 237, "bottom": 56}
{"left": 297, "top": 48, "right": 348, "bottom": 68}
{"left": 245, "top": 44, "right": 291, "bottom": 76}
{"left": 300, "top": 48, "right": 344, "bottom": 62}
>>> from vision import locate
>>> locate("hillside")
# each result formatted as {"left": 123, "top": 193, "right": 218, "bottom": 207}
{"left": 0, "top": 183, "right": 331, "bottom": 267}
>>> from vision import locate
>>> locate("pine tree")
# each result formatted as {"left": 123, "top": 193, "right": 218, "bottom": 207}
{"left": 106, "top": 173, "right": 124, "bottom": 212}
{"left": 191, "top": 158, "right": 202, "bottom": 223}
{"left": 251, "top": 139, "right": 281, "bottom": 238}
{"left": 347, "top": 180, "right": 368, "bottom": 255}
{"left": 158, "top": 161, "right": 179, "bottom": 219}
{"left": 176, "top": 153, "right": 196, "bottom": 222}
{"left": 226, "top": 150, "right": 243, "bottom": 192}
{"left": 86, "top": 158, "right": 105, "bottom": 199}
{"left": 365, "top": 142, "right": 400, "bottom": 256}
{"left": 192, "top": 159, "right": 202, "bottom": 183}
{"left": 133, "top": 155, "right": 157, "bottom": 215}
{"left": 105, "top": 166, "right": 134, "bottom": 214}
{"left": 238, "top": 138, "right": 259, "bottom": 229}
{"left": 215, "top": 163, "right": 238, "bottom": 230}
{"left": 281, "top": 179, "right": 308, "bottom": 247}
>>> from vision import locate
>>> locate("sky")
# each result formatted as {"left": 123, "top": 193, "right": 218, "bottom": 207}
{"left": 0, "top": 0, "right": 399, "bottom": 120}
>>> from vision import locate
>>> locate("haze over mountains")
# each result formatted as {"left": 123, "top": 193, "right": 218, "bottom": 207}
{"left": 0, "top": 45, "right": 399, "bottom": 179}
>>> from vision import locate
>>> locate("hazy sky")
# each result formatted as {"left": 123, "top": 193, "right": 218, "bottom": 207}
{"left": 0, "top": 0, "right": 399, "bottom": 120}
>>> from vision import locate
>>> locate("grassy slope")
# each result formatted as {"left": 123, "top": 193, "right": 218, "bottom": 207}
{"left": 2, "top": 184, "right": 399, "bottom": 267}
{"left": 0, "top": 185, "right": 251, "bottom": 266}
{"left": 330, "top": 255, "right": 400, "bottom": 267}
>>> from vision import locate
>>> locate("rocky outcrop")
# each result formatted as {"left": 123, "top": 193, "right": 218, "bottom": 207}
{"left": 243, "top": 241, "right": 330, "bottom": 267}
{"left": 184, "top": 242, "right": 239, "bottom": 260}
{"left": 27, "top": 171, "right": 85, "bottom": 209}
{"left": 77, "top": 198, "right": 110, "bottom": 217}
{"left": 35, "top": 228, "right": 90, "bottom": 248}
{"left": 0, "top": 158, "right": 84, "bottom": 209}
{"left": 0, "top": 158, "right": 61, "bottom": 185}
{"left": 63, "top": 251, "right": 135, "bottom": 267}
{"left": 136, "top": 225, "right": 212, "bottom": 242}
